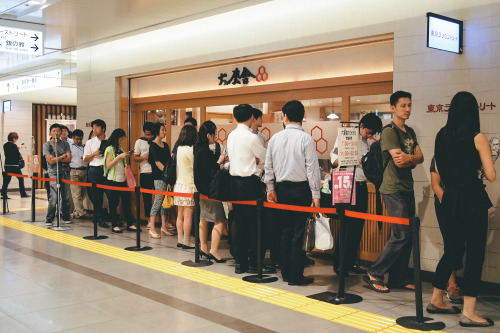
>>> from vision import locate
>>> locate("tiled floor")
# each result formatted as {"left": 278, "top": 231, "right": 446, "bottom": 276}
{"left": 0, "top": 190, "right": 499, "bottom": 333}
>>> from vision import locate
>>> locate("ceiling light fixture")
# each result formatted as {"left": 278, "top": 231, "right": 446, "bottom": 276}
{"left": 327, "top": 112, "right": 339, "bottom": 120}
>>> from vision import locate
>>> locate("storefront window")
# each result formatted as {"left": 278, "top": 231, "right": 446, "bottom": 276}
{"left": 350, "top": 94, "right": 392, "bottom": 121}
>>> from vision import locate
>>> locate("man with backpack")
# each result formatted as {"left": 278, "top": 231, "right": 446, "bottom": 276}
{"left": 330, "top": 113, "right": 382, "bottom": 276}
{"left": 363, "top": 91, "right": 424, "bottom": 293}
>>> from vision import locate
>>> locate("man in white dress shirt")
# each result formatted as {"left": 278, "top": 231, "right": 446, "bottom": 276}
{"left": 83, "top": 119, "right": 109, "bottom": 228}
{"left": 227, "top": 104, "right": 267, "bottom": 274}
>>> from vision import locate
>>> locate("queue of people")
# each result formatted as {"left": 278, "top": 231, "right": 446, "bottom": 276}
{"left": 1, "top": 91, "right": 496, "bottom": 328}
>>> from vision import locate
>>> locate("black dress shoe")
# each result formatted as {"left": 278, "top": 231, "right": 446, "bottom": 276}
{"left": 182, "top": 244, "right": 195, "bottom": 250}
{"left": 235, "top": 264, "right": 247, "bottom": 274}
{"left": 177, "top": 243, "right": 183, "bottom": 248}
{"left": 207, "top": 253, "right": 227, "bottom": 263}
{"left": 98, "top": 221, "right": 109, "bottom": 228}
{"left": 305, "top": 257, "right": 315, "bottom": 266}
{"left": 288, "top": 276, "right": 314, "bottom": 286}
{"left": 350, "top": 264, "right": 367, "bottom": 274}
{"left": 111, "top": 227, "right": 123, "bottom": 233}
{"left": 21, "top": 194, "right": 30, "bottom": 198}
{"left": 248, "top": 265, "right": 276, "bottom": 274}
{"left": 126, "top": 226, "right": 141, "bottom": 232}
{"left": 334, "top": 267, "right": 349, "bottom": 276}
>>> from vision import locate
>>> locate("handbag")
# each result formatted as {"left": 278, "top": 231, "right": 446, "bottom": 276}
{"left": 125, "top": 167, "right": 137, "bottom": 187}
{"left": 314, "top": 213, "right": 334, "bottom": 250}
{"left": 302, "top": 214, "right": 316, "bottom": 252}
{"left": 19, "top": 155, "right": 25, "bottom": 169}
{"left": 208, "top": 167, "right": 232, "bottom": 201}
{"left": 162, "top": 155, "right": 177, "bottom": 187}
{"left": 162, "top": 184, "right": 174, "bottom": 209}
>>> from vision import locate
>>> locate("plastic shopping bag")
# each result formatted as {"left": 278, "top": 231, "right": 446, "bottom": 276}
{"left": 314, "top": 213, "right": 334, "bottom": 250}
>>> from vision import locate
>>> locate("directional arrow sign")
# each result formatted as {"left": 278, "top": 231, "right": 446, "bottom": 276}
{"left": 0, "top": 26, "right": 43, "bottom": 55}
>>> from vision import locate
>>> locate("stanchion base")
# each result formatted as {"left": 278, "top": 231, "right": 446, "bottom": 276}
{"left": 182, "top": 260, "right": 213, "bottom": 267}
{"left": 307, "top": 292, "right": 363, "bottom": 304}
{"left": 125, "top": 245, "right": 153, "bottom": 251}
{"left": 2, "top": 212, "right": 15, "bottom": 216}
{"left": 48, "top": 225, "right": 72, "bottom": 231}
{"left": 83, "top": 235, "right": 109, "bottom": 240}
{"left": 396, "top": 316, "right": 445, "bottom": 331}
{"left": 242, "top": 274, "right": 279, "bottom": 284}
{"left": 23, "top": 219, "right": 44, "bottom": 223}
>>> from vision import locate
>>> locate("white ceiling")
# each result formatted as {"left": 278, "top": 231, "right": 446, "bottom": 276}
{"left": 0, "top": 0, "right": 268, "bottom": 104}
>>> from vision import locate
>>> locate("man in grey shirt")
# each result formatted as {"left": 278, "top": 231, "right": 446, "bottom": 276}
{"left": 43, "top": 123, "right": 72, "bottom": 225}
{"left": 265, "top": 100, "right": 321, "bottom": 286}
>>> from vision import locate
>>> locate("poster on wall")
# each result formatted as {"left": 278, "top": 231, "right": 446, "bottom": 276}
{"left": 46, "top": 119, "right": 77, "bottom": 141}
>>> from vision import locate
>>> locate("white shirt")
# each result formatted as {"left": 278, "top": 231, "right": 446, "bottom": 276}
{"left": 227, "top": 124, "right": 266, "bottom": 177}
{"left": 134, "top": 139, "right": 152, "bottom": 173}
{"left": 83, "top": 136, "right": 104, "bottom": 167}
{"left": 330, "top": 134, "right": 375, "bottom": 182}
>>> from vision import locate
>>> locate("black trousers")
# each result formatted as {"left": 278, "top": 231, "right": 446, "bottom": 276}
{"left": 433, "top": 196, "right": 489, "bottom": 297}
{"left": 275, "top": 181, "right": 312, "bottom": 283}
{"left": 333, "top": 181, "right": 368, "bottom": 269}
{"left": 140, "top": 173, "right": 154, "bottom": 218}
{"left": 230, "top": 175, "right": 262, "bottom": 268}
{"left": 1, "top": 166, "right": 27, "bottom": 196}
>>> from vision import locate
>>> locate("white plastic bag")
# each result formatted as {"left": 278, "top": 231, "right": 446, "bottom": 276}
{"left": 314, "top": 213, "right": 334, "bottom": 250}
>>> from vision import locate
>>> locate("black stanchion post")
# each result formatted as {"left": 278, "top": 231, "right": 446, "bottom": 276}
{"left": 1, "top": 172, "right": 14, "bottom": 216}
{"left": 125, "top": 186, "right": 152, "bottom": 251}
{"left": 396, "top": 217, "right": 445, "bottom": 331}
{"left": 24, "top": 173, "right": 43, "bottom": 222}
{"left": 243, "top": 198, "right": 278, "bottom": 283}
{"left": 183, "top": 192, "right": 212, "bottom": 267}
{"left": 83, "top": 182, "right": 108, "bottom": 240}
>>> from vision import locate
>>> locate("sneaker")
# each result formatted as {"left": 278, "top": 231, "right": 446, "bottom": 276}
{"left": 63, "top": 216, "right": 72, "bottom": 224}
{"left": 446, "top": 286, "right": 463, "bottom": 304}
{"left": 45, "top": 219, "right": 53, "bottom": 226}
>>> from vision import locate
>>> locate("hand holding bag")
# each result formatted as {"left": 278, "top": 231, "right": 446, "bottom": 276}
{"left": 162, "top": 184, "right": 174, "bottom": 209}
{"left": 314, "top": 213, "right": 334, "bottom": 250}
{"left": 302, "top": 214, "right": 316, "bottom": 252}
{"left": 125, "top": 167, "right": 137, "bottom": 187}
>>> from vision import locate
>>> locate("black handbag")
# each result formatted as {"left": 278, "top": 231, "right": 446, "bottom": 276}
{"left": 208, "top": 167, "right": 232, "bottom": 201}
{"left": 161, "top": 154, "right": 177, "bottom": 187}
{"left": 19, "top": 155, "right": 25, "bottom": 169}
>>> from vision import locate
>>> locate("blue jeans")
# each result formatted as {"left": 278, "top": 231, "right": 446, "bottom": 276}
{"left": 46, "top": 170, "right": 71, "bottom": 220}
{"left": 368, "top": 191, "right": 415, "bottom": 287}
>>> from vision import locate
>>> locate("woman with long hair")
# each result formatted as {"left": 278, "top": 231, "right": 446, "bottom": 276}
{"left": 174, "top": 125, "right": 198, "bottom": 249}
{"left": 194, "top": 121, "right": 227, "bottom": 262}
{"left": 102, "top": 128, "right": 137, "bottom": 233}
{"left": 1, "top": 132, "right": 28, "bottom": 198}
{"left": 147, "top": 122, "right": 174, "bottom": 239}
{"left": 429, "top": 91, "right": 496, "bottom": 327}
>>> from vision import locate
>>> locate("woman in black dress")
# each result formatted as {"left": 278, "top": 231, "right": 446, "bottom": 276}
{"left": 429, "top": 91, "right": 496, "bottom": 327}
{"left": 1, "top": 132, "right": 28, "bottom": 198}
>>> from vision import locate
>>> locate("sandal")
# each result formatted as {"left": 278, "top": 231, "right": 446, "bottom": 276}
{"left": 363, "top": 275, "right": 390, "bottom": 293}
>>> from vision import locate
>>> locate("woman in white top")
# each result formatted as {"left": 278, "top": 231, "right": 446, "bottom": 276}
{"left": 173, "top": 125, "right": 198, "bottom": 249}
{"left": 103, "top": 128, "right": 137, "bottom": 233}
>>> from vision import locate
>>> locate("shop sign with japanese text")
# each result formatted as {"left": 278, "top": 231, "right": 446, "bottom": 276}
{"left": 337, "top": 127, "right": 359, "bottom": 167}
{"left": 218, "top": 66, "right": 268, "bottom": 86}
{"left": 427, "top": 102, "right": 496, "bottom": 113}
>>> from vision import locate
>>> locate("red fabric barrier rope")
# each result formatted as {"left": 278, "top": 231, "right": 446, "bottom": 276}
{"left": 6, "top": 173, "right": 29, "bottom": 178}
{"left": 199, "top": 194, "right": 257, "bottom": 206}
{"left": 96, "top": 183, "right": 135, "bottom": 192}
{"left": 263, "top": 201, "right": 337, "bottom": 214}
{"left": 344, "top": 210, "right": 410, "bottom": 225}
{"left": 32, "top": 176, "right": 57, "bottom": 182}
{"left": 139, "top": 188, "right": 194, "bottom": 198}
{"left": 61, "top": 179, "right": 92, "bottom": 187}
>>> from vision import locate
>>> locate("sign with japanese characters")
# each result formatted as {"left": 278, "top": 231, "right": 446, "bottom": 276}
{"left": 332, "top": 170, "right": 356, "bottom": 205}
{"left": 218, "top": 66, "right": 268, "bottom": 86}
{"left": 0, "top": 69, "right": 61, "bottom": 95}
{"left": 0, "top": 26, "right": 43, "bottom": 55}
{"left": 427, "top": 102, "right": 496, "bottom": 113}
{"left": 337, "top": 127, "right": 359, "bottom": 166}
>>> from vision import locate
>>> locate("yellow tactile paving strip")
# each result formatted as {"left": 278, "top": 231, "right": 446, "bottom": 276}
{"left": 0, "top": 216, "right": 443, "bottom": 333}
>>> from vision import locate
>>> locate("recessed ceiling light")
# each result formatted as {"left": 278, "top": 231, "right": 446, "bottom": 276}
{"left": 356, "top": 99, "right": 360, "bottom": 102}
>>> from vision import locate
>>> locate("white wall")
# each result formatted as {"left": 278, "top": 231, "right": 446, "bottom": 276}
{"left": 0, "top": 100, "right": 33, "bottom": 190}
{"left": 75, "top": 0, "right": 500, "bottom": 283}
